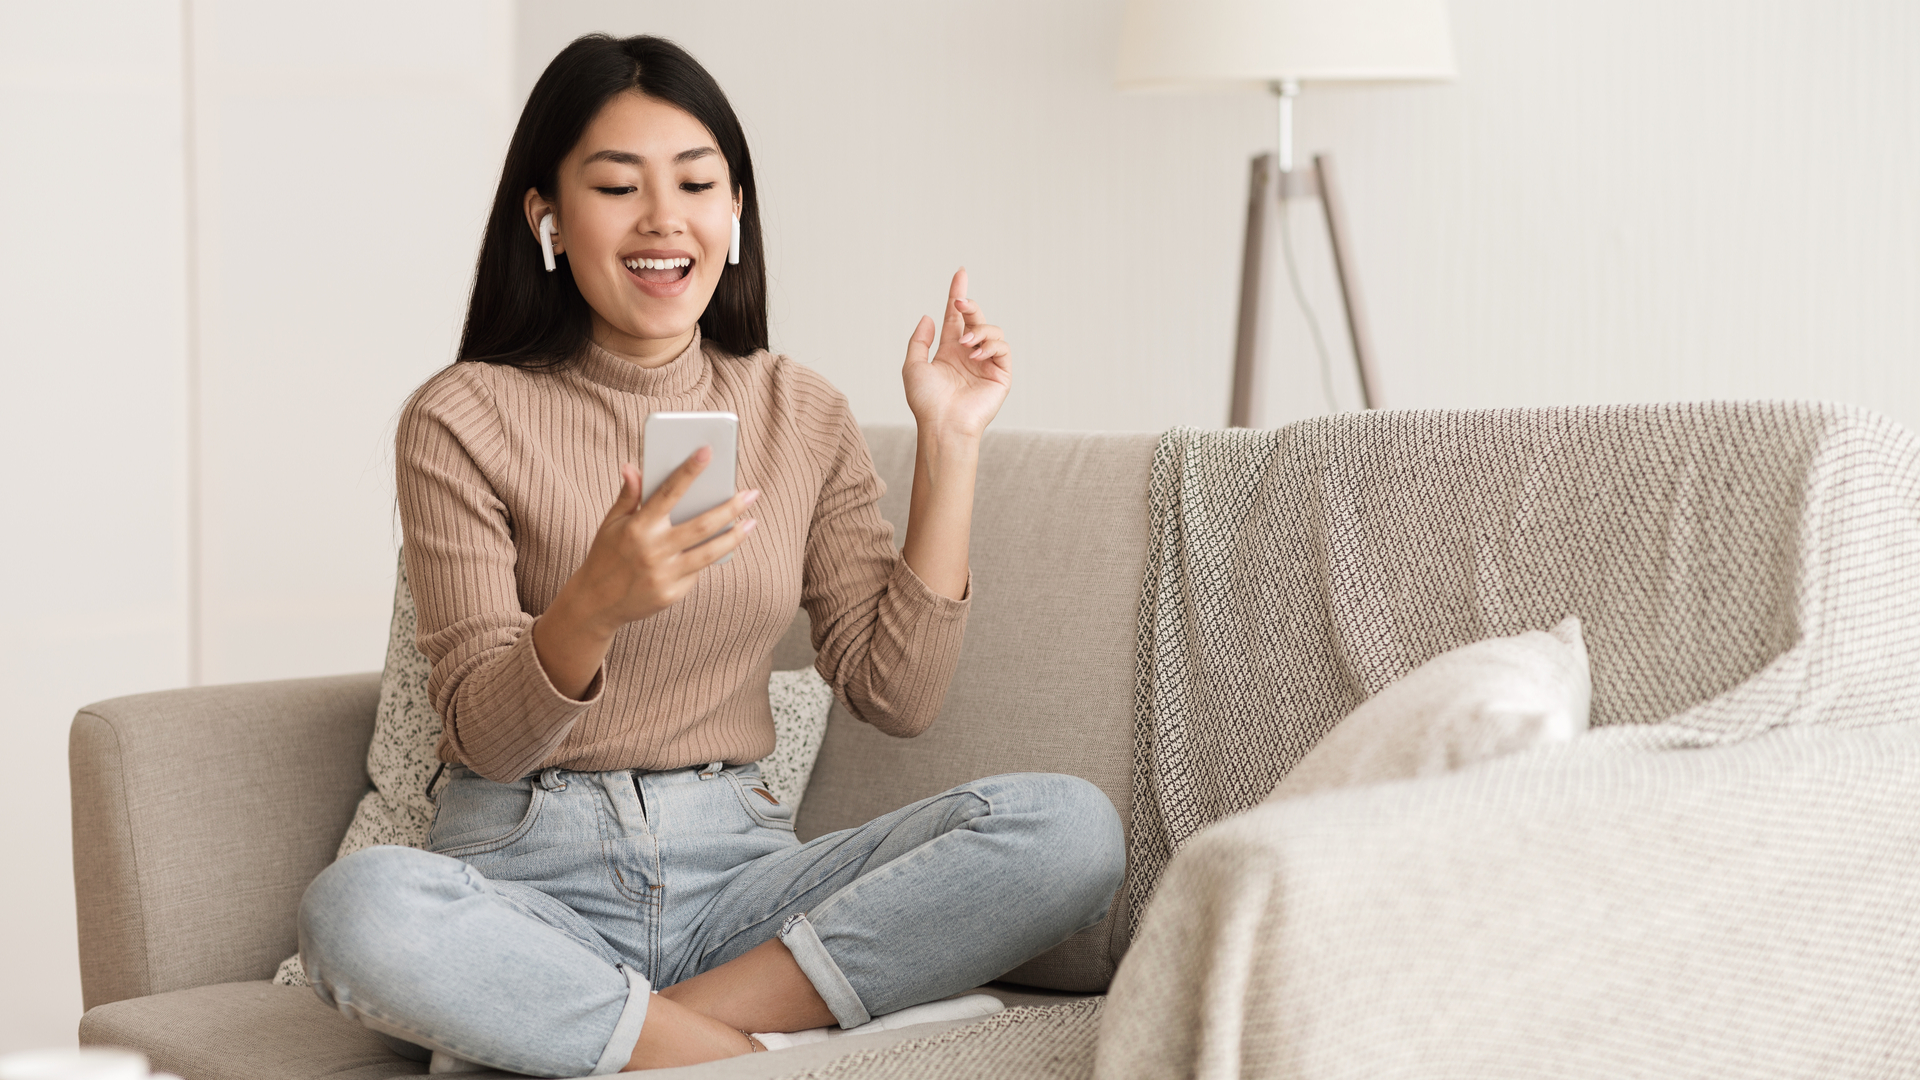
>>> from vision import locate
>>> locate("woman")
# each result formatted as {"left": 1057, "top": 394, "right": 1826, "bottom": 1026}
{"left": 297, "top": 32, "right": 1124, "bottom": 1075}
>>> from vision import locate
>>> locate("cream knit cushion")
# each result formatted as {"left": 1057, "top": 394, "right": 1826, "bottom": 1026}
{"left": 1267, "top": 616, "right": 1591, "bottom": 803}
{"left": 274, "top": 553, "right": 834, "bottom": 987}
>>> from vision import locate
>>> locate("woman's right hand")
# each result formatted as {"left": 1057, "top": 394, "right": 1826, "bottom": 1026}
{"left": 532, "top": 448, "right": 759, "bottom": 698}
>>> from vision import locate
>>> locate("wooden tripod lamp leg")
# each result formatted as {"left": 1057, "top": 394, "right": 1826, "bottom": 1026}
{"left": 1313, "top": 153, "right": 1382, "bottom": 410}
{"left": 1230, "top": 151, "right": 1382, "bottom": 424}
{"left": 1229, "top": 153, "right": 1273, "bottom": 428}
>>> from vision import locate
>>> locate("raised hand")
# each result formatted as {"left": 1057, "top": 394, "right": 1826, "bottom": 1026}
{"left": 901, "top": 268, "right": 1012, "bottom": 440}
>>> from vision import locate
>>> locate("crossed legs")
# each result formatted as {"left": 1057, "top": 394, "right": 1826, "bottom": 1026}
{"left": 301, "top": 773, "right": 1123, "bottom": 1075}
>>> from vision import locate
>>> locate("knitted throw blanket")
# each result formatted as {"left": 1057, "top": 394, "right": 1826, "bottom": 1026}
{"left": 760, "top": 403, "right": 1920, "bottom": 1080}
{"left": 1123, "top": 403, "right": 1920, "bottom": 935}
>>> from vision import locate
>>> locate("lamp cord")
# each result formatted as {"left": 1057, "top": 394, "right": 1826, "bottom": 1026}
{"left": 1277, "top": 188, "right": 1341, "bottom": 414}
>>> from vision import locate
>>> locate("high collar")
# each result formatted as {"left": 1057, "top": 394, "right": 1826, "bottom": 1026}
{"left": 573, "top": 329, "right": 710, "bottom": 398}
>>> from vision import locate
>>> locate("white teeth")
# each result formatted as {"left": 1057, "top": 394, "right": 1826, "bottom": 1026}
{"left": 624, "top": 257, "right": 692, "bottom": 271}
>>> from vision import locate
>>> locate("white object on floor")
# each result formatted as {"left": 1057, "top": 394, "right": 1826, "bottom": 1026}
{"left": 0, "top": 1048, "right": 178, "bottom": 1080}
{"left": 426, "top": 1050, "right": 489, "bottom": 1074}
{"left": 753, "top": 994, "right": 1005, "bottom": 1050}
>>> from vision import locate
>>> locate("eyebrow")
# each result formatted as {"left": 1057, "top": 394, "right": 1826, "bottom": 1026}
{"left": 583, "top": 146, "right": 718, "bottom": 166}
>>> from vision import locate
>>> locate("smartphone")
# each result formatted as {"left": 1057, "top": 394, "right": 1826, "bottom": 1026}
{"left": 642, "top": 411, "right": 740, "bottom": 565}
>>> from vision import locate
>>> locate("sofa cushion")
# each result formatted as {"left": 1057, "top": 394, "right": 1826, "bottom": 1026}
{"left": 79, "top": 981, "right": 1088, "bottom": 1080}
{"left": 80, "top": 982, "right": 433, "bottom": 1080}
{"left": 791, "top": 427, "right": 1159, "bottom": 991}
{"left": 1269, "top": 616, "right": 1591, "bottom": 801}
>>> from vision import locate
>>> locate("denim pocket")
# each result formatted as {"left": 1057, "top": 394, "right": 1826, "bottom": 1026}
{"left": 426, "top": 769, "right": 549, "bottom": 857}
{"left": 723, "top": 770, "right": 795, "bottom": 831}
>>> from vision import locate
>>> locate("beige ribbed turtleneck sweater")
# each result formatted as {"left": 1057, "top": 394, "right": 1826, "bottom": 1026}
{"left": 396, "top": 331, "right": 969, "bottom": 783}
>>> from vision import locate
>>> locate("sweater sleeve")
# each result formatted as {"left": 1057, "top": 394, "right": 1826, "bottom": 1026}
{"left": 801, "top": 396, "right": 970, "bottom": 738}
{"left": 396, "top": 373, "right": 604, "bottom": 782}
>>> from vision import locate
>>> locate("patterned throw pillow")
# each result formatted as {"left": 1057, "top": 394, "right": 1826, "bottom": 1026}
{"left": 274, "top": 553, "right": 834, "bottom": 987}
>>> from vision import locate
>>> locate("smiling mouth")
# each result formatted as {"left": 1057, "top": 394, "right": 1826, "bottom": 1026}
{"left": 624, "top": 256, "right": 692, "bottom": 284}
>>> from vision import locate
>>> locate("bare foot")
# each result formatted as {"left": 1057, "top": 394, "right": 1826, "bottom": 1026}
{"left": 624, "top": 991, "right": 760, "bottom": 1071}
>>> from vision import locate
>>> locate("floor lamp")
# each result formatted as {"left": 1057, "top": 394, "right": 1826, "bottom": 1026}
{"left": 1116, "top": 0, "right": 1457, "bottom": 426}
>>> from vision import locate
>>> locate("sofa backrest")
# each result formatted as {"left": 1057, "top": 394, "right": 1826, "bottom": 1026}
{"left": 778, "top": 426, "right": 1158, "bottom": 991}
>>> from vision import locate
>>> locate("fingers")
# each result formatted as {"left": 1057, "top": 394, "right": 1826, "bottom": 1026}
{"left": 941, "top": 267, "right": 968, "bottom": 342}
{"left": 959, "top": 322, "right": 1004, "bottom": 359}
{"left": 640, "top": 446, "right": 711, "bottom": 520}
{"left": 903, "top": 315, "right": 936, "bottom": 369}
{"left": 943, "top": 267, "right": 999, "bottom": 356}
{"left": 684, "top": 516, "right": 758, "bottom": 571}
{"left": 604, "top": 462, "right": 644, "bottom": 522}
{"left": 667, "top": 487, "right": 760, "bottom": 550}
{"left": 969, "top": 337, "right": 1012, "bottom": 366}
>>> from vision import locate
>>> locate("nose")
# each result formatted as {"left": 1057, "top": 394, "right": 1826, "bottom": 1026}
{"left": 635, "top": 176, "right": 685, "bottom": 237}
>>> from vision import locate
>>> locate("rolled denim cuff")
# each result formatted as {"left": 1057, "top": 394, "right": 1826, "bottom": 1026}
{"left": 589, "top": 964, "right": 651, "bottom": 1075}
{"left": 778, "top": 913, "right": 871, "bottom": 1029}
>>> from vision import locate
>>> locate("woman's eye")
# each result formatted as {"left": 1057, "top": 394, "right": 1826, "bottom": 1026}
{"left": 682, "top": 181, "right": 716, "bottom": 193}
{"left": 594, "top": 186, "right": 636, "bottom": 195}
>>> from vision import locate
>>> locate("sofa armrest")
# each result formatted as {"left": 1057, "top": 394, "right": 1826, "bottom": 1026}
{"left": 70, "top": 673, "right": 380, "bottom": 1010}
{"left": 1097, "top": 719, "right": 1920, "bottom": 1080}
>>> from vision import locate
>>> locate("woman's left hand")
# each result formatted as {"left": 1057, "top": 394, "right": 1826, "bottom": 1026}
{"left": 902, "top": 268, "right": 1011, "bottom": 439}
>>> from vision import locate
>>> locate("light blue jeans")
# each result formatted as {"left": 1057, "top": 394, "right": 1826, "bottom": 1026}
{"left": 297, "top": 763, "right": 1124, "bottom": 1077}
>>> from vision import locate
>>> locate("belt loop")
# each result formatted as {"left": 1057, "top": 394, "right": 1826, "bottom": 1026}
{"left": 698, "top": 761, "right": 724, "bottom": 780}
{"left": 538, "top": 767, "right": 569, "bottom": 791}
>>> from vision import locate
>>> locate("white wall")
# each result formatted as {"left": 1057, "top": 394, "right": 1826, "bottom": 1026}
{"left": 518, "top": 0, "right": 1920, "bottom": 433}
{"left": 190, "top": 0, "right": 514, "bottom": 684}
{"left": 1299, "top": 0, "right": 1920, "bottom": 424}
{"left": 0, "top": 0, "right": 512, "bottom": 1056}
{"left": 0, "top": 0, "right": 191, "bottom": 1054}
{"left": 518, "top": 0, "right": 1274, "bottom": 432}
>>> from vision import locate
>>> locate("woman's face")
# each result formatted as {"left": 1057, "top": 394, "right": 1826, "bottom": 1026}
{"left": 528, "top": 92, "right": 736, "bottom": 364}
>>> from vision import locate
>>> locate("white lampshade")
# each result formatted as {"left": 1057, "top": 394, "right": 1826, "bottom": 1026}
{"left": 1116, "top": 0, "right": 1458, "bottom": 89}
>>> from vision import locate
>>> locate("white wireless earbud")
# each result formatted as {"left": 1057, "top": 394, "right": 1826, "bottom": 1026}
{"left": 728, "top": 213, "right": 741, "bottom": 266}
{"left": 538, "top": 213, "right": 557, "bottom": 272}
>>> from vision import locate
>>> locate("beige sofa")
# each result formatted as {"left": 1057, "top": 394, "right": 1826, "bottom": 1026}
{"left": 70, "top": 426, "right": 1156, "bottom": 1080}
{"left": 71, "top": 408, "right": 1920, "bottom": 1078}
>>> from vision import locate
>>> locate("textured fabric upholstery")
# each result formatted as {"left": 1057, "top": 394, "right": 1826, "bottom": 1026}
{"left": 79, "top": 982, "right": 433, "bottom": 1080}
{"left": 794, "top": 427, "right": 1158, "bottom": 991}
{"left": 1102, "top": 405, "right": 1920, "bottom": 1079}
{"left": 70, "top": 674, "right": 380, "bottom": 1009}
{"left": 1098, "top": 718, "right": 1920, "bottom": 1079}
{"left": 1125, "top": 404, "right": 1920, "bottom": 927}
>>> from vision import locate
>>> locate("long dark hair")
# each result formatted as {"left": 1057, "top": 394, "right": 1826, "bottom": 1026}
{"left": 457, "top": 34, "right": 768, "bottom": 368}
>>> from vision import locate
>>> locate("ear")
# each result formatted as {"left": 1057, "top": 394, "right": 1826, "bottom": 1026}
{"left": 523, "top": 187, "right": 561, "bottom": 254}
